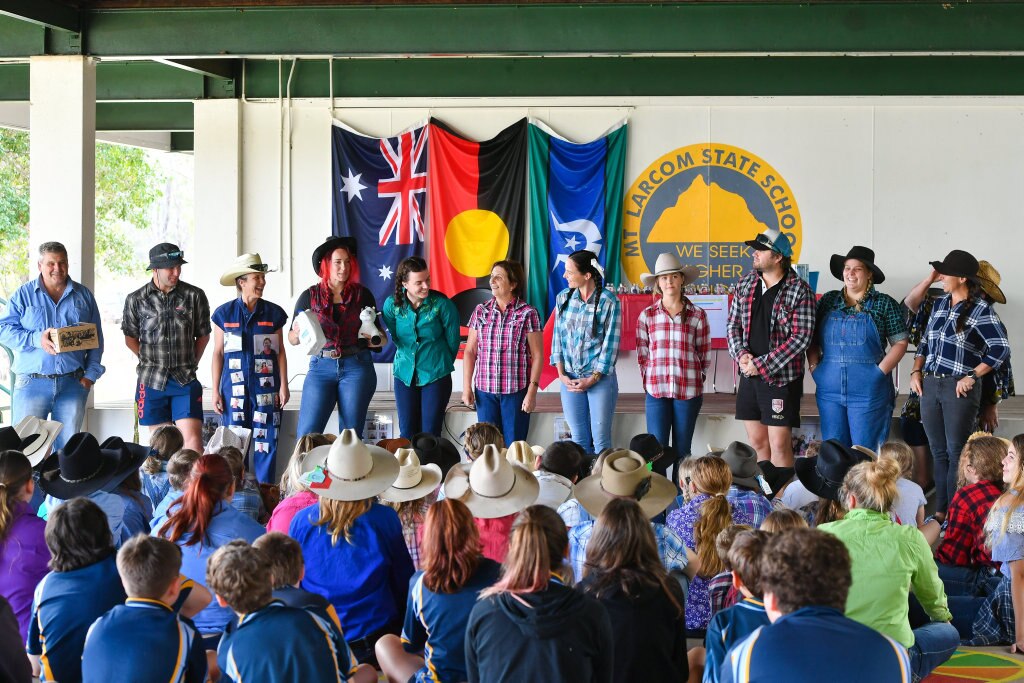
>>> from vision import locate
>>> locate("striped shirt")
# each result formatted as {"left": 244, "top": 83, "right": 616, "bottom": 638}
{"left": 916, "top": 294, "right": 1010, "bottom": 376}
{"left": 636, "top": 298, "right": 710, "bottom": 399}
{"left": 468, "top": 297, "right": 542, "bottom": 394}
{"left": 550, "top": 287, "right": 622, "bottom": 376}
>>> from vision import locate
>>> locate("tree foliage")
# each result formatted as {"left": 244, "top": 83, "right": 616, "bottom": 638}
{"left": 0, "top": 128, "right": 164, "bottom": 297}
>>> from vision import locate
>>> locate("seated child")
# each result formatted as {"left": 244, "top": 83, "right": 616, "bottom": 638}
{"left": 142, "top": 425, "right": 183, "bottom": 510}
{"left": 721, "top": 529, "right": 911, "bottom": 683}
{"left": 28, "top": 499, "right": 128, "bottom": 683}
{"left": 252, "top": 532, "right": 343, "bottom": 635}
{"left": 707, "top": 524, "right": 752, "bottom": 616}
{"left": 82, "top": 535, "right": 206, "bottom": 683}
{"left": 217, "top": 446, "right": 267, "bottom": 523}
{"left": 534, "top": 441, "right": 582, "bottom": 510}
{"left": 879, "top": 441, "right": 927, "bottom": 527}
{"left": 703, "top": 531, "right": 771, "bottom": 683}
{"left": 151, "top": 448, "right": 201, "bottom": 524}
{"left": 760, "top": 509, "right": 808, "bottom": 534}
{"left": 208, "top": 541, "right": 373, "bottom": 683}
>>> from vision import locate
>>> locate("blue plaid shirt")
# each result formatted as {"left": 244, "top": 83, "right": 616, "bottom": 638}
{"left": 916, "top": 294, "right": 1009, "bottom": 376}
{"left": 569, "top": 519, "right": 687, "bottom": 581}
{"left": 550, "top": 287, "right": 622, "bottom": 376}
{"left": 726, "top": 486, "right": 773, "bottom": 529}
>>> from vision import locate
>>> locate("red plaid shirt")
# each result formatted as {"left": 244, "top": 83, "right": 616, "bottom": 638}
{"left": 468, "top": 297, "right": 542, "bottom": 394}
{"left": 636, "top": 299, "right": 710, "bottom": 400}
{"left": 727, "top": 268, "right": 816, "bottom": 387}
{"left": 935, "top": 480, "right": 1002, "bottom": 569}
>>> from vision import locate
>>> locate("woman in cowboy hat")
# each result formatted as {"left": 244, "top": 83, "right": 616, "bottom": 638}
{"left": 211, "top": 253, "right": 289, "bottom": 484}
{"left": 379, "top": 448, "right": 442, "bottom": 570}
{"left": 909, "top": 249, "right": 1010, "bottom": 518}
{"left": 288, "top": 429, "right": 411, "bottom": 667}
{"left": 462, "top": 259, "right": 543, "bottom": 445}
{"left": 551, "top": 250, "right": 623, "bottom": 455}
{"left": 807, "top": 246, "right": 908, "bottom": 452}
{"left": 636, "top": 252, "right": 709, "bottom": 472}
{"left": 375, "top": 498, "right": 502, "bottom": 683}
{"left": 287, "top": 237, "right": 386, "bottom": 439}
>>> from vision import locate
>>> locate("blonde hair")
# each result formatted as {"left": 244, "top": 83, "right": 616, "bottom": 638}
{"left": 761, "top": 508, "right": 808, "bottom": 533}
{"left": 464, "top": 423, "right": 504, "bottom": 460}
{"left": 990, "top": 434, "right": 1024, "bottom": 542}
{"left": 879, "top": 441, "right": 914, "bottom": 479}
{"left": 676, "top": 457, "right": 698, "bottom": 504}
{"left": 280, "top": 433, "right": 336, "bottom": 496}
{"left": 959, "top": 435, "right": 1008, "bottom": 488}
{"left": 481, "top": 505, "right": 568, "bottom": 598}
{"left": 145, "top": 425, "right": 183, "bottom": 475}
{"left": 315, "top": 498, "right": 372, "bottom": 545}
{"left": 690, "top": 456, "right": 734, "bottom": 578}
{"left": 840, "top": 459, "right": 901, "bottom": 514}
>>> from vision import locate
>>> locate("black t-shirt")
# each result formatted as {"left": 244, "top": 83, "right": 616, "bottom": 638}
{"left": 748, "top": 277, "right": 783, "bottom": 357}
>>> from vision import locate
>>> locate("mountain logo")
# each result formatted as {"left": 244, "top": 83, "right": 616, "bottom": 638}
{"left": 621, "top": 143, "right": 802, "bottom": 288}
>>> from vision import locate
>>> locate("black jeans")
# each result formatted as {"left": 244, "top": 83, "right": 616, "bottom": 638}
{"left": 920, "top": 374, "right": 981, "bottom": 513}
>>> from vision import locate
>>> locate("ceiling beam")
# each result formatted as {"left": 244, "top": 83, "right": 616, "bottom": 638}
{"left": 0, "top": 0, "right": 79, "bottom": 33}
{"left": 96, "top": 101, "right": 193, "bottom": 131}
{"left": 155, "top": 58, "right": 238, "bottom": 80}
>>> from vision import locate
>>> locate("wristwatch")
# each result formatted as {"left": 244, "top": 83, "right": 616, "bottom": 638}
{"left": 965, "top": 370, "right": 978, "bottom": 380}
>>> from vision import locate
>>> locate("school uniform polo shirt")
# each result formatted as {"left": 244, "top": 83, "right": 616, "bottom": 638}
{"left": 82, "top": 598, "right": 206, "bottom": 683}
{"left": 218, "top": 601, "right": 355, "bottom": 682}
{"left": 720, "top": 606, "right": 910, "bottom": 683}
{"left": 27, "top": 555, "right": 128, "bottom": 683}
{"left": 703, "top": 597, "right": 770, "bottom": 683}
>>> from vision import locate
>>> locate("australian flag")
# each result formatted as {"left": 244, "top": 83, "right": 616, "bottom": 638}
{"left": 331, "top": 121, "right": 428, "bottom": 362}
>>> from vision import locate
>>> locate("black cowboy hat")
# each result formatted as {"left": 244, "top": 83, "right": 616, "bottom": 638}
{"left": 147, "top": 242, "right": 187, "bottom": 270}
{"left": 795, "top": 439, "right": 873, "bottom": 502}
{"left": 756, "top": 461, "right": 795, "bottom": 499}
{"left": 0, "top": 426, "right": 38, "bottom": 453}
{"left": 411, "top": 433, "right": 461, "bottom": 476}
{"left": 311, "top": 236, "right": 358, "bottom": 275}
{"left": 929, "top": 249, "right": 981, "bottom": 284}
{"left": 98, "top": 436, "right": 151, "bottom": 490}
{"left": 830, "top": 246, "right": 886, "bottom": 285}
{"left": 629, "top": 433, "right": 664, "bottom": 464}
{"left": 38, "top": 433, "right": 131, "bottom": 499}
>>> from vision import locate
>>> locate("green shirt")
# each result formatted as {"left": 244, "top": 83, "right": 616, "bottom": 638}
{"left": 816, "top": 287, "right": 909, "bottom": 347}
{"left": 819, "top": 507, "right": 951, "bottom": 648}
{"left": 382, "top": 291, "right": 461, "bottom": 387}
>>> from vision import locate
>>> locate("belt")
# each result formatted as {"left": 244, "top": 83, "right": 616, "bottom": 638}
{"left": 924, "top": 371, "right": 959, "bottom": 379}
{"left": 317, "top": 346, "right": 362, "bottom": 359}
{"left": 27, "top": 368, "right": 85, "bottom": 380}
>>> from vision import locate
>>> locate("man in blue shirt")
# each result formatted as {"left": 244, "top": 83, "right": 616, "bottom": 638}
{"left": 720, "top": 528, "right": 911, "bottom": 683}
{"left": 0, "top": 241, "right": 104, "bottom": 451}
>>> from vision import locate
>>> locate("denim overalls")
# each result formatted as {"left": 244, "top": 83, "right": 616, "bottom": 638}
{"left": 812, "top": 297, "right": 895, "bottom": 450}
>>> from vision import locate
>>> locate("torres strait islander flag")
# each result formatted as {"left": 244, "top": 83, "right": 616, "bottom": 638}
{"left": 427, "top": 118, "right": 528, "bottom": 328}
{"left": 331, "top": 120, "right": 428, "bottom": 362}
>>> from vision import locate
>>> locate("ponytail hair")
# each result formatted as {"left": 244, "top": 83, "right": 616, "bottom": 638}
{"left": 0, "top": 450, "right": 32, "bottom": 541}
{"left": 482, "top": 505, "right": 568, "bottom": 598}
{"left": 159, "top": 454, "right": 234, "bottom": 547}
{"left": 840, "top": 458, "right": 901, "bottom": 514}
{"left": 393, "top": 256, "right": 428, "bottom": 309}
{"left": 955, "top": 281, "right": 985, "bottom": 333}
{"left": 690, "top": 456, "right": 734, "bottom": 578}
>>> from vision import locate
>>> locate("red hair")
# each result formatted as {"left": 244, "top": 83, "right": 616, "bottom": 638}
{"left": 318, "top": 247, "right": 360, "bottom": 292}
{"left": 159, "top": 454, "right": 234, "bottom": 547}
{"left": 422, "top": 499, "right": 482, "bottom": 594}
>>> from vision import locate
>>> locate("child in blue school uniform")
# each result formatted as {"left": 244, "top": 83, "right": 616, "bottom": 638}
{"left": 82, "top": 535, "right": 207, "bottom": 683}
{"left": 208, "top": 541, "right": 370, "bottom": 683}
{"left": 141, "top": 425, "right": 183, "bottom": 511}
{"left": 702, "top": 530, "right": 771, "bottom": 683}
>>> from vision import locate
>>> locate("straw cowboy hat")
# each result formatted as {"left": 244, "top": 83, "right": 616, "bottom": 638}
{"left": 830, "top": 246, "right": 886, "bottom": 285}
{"left": 575, "top": 449, "right": 677, "bottom": 519}
{"left": 0, "top": 416, "right": 63, "bottom": 468}
{"left": 443, "top": 445, "right": 539, "bottom": 519}
{"left": 38, "top": 433, "right": 143, "bottom": 499}
{"left": 379, "top": 448, "right": 442, "bottom": 503}
{"left": 977, "top": 260, "right": 1006, "bottom": 305}
{"left": 640, "top": 253, "right": 700, "bottom": 289}
{"left": 504, "top": 441, "right": 537, "bottom": 472}
{"left": 299, "top": 429, "right": 399, "bottom": 501}
{"left": 206, "top": 426, "right": 251, "bottom": 455}
{"left": 219, "top": 253, "right": 275, "bottom": 286}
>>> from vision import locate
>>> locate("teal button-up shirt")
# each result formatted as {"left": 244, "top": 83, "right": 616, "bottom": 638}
{"left": 382, "top": 291, "right": 460, "bottom": 387}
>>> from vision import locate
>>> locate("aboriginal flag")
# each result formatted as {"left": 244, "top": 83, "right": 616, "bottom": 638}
{"left": 427, "top": 118, "right": 528, "bottom": 326}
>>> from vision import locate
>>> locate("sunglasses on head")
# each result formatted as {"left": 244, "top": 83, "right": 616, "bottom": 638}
{"left": 160, "top": 251, "right": 184, "bottom": 260}
{"left": 247, "top": 263, "right": 270, "bottom": 272}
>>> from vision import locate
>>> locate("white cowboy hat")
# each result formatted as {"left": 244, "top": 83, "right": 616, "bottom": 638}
{"left": 219, "top": 253, "right": 275, "bottom": 287}
{"left": 206, "top": 426, "right": 251, "bottom": 456}
{"left": 504, "top": 441, "right": 537, "bottom": 472}
{"left": 575, "top": 449, "right": 677, "bottom": 519}
{"left": 639, "top": 252, "right": 700, "bottom": 289}
{"left": 15, "top": 416, "right": 63, "bottom": 467}
{"left": 299, "top": 429, "right": 400, "bottom": 501}
{"left": 443, "top": 444, "right": 539, "bottom": 519}
{"left": 379, "top": 448, "right": 442, "bottom": 503}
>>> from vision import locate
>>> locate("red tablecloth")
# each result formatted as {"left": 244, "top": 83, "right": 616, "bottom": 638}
{"left": 617, "top": 293, "right": 730, "bottom": 351}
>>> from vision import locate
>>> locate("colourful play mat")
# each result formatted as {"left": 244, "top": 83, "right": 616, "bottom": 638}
{"left": 925, "top": 649, "right": 1024, "bottom": 682}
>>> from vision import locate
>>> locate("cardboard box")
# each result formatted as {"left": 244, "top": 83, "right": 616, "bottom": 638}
{"left": 50, "top": 323, "right": 99, "bottom": 353}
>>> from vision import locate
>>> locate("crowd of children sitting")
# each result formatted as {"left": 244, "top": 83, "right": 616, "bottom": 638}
{"left": 2, "top": 418, "right": 1024, "bottom": 682}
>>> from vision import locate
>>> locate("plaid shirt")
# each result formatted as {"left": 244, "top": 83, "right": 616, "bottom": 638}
{"left": 726, "top": 486, "right": 773, "bottom": 529}
{"left": 468, "top": 297, "right": 541, "bottom": 394}
{"left": 936, "top": 480, "right": 1002, "bottom": 569}
{"left": 636, "top": 299, "right": 710, "bottom": 399}
{"left": 727, "top": 268, "right": 816, "bottom": 387}
{"left": 708, "top": 572, "right": 737, "bottom": 616}
{"left": 122, "top": 280, "right": 211, "bottom": 390}
{"left": 967, "top": 574, "right": 1015, "bottom": 646}
{"left": 916, "top": 294, "right": 1010, "bottom": 376}
{"left": 550, "top": 287, "right": 622, "bottom": 376}
{"left": 569, "top": 519, "right": 687, "bottom": 582}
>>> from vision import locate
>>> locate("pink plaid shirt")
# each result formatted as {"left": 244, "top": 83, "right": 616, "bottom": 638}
{"left": 468, "top": 297, "right": 542, "bottom": 394}
{"left": 636, "top": 299, "right": 710, "bottom": 399}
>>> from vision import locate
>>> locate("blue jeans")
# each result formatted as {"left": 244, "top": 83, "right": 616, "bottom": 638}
{"left": 296, "top": 352, "right": 377, "bottom": 438}
{"left": 908, "top": 621, "right": 960, "bottom": 682}
{"left": 645, "top": 394, "right": 703, "bottom": 462}
{"left": 395, "top": 375, "right": 452, "bottom": 439}
{"left": 559, "top": 373, "right": 618, "bottom": 454}
{"left": 476, "top": 388, "right": 530, "bottom": 445}
{"left": 13, "top": 372, "right": 89, "bottom": 451}
{"left": 938, "top": 563, "right": 1001, "bottom": 598}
